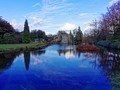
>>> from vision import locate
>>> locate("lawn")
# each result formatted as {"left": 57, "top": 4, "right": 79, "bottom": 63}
{"left": 0, "top": 42, "right": 47, "bottom": 51}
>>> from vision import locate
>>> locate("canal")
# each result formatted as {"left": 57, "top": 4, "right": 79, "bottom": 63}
{"left": 0, "top": 44, "right": 120, "bottom": 90}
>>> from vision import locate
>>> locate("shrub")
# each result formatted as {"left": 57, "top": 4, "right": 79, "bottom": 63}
{"left": 77, "top": 45, "right": 100, "bottom": 52}
{"left": 97, "top": 40, "right": 120, "bottom": 49}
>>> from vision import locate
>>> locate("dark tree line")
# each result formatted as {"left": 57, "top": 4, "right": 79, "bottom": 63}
{"left": 98, "top": 1, "right": 120, "bottom": 41}
{"left": 0, "top": 18, "right": 46, "bottom": 44}
{"left": 23, "top": 19, "right": 46, "bottom": 43}
{"left": 74, "top": 26, "right": 83, "bottom": 44}
{"left": 30, "top": 29, "right": 46, "bottom": 42}
{"left": 0, "top": 17, "right": 22, "bottom": 43}
{"left": 84, "top": 1, "right": 120, "bottom": 43}
{"left": 68, "top": 26, "right": 83, "bottom": 45}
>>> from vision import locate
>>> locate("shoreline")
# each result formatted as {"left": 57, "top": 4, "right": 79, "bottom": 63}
{"left": 0, "top": 42, "right": 50, "bottom": 54}
{"left": 97, "top": 41, "right": 120, "bottom": 50}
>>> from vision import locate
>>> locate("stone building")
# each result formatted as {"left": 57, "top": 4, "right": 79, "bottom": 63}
{"left": 54, "top": 31, "right": 69, "bottom": 44}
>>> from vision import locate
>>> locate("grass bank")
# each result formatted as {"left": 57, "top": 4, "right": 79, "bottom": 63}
{"left": 97, "top": 40, "right": 120, "bottom": 49}
{"left": 0, "top": 42, "right": 48, "bottom": 53}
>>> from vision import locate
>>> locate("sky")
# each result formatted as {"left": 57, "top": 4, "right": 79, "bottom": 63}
{"left": 0, "top": 0, "right": 119, "bottom": 35}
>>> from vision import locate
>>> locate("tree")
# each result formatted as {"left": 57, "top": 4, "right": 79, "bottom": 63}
{"left": 74, "top": 26, "right": 83, "bottom": 44}
{"left": 99, "top": 1, "right": 120, "bottom": 41}
{"left": 0, "top": 17, "right": 15, "bottom": 35}
{"left": 23, "top": 19, "right": 30, "bottom": 43}
{"left": 113, "top": 25, "right": 120, "bottom": 41}
{"left": 3, "top": 33, "right": 14, "bottom": 44}
{"left": 69, "top": 30, "right": 73, "bottom": 44}
{"left": 30, "top": 29, "right": 46, "bottom": 42}
{"left": 0, "top": 17, "right": 16, "bottom": 43}
{"left": 87, "top": 0, "right": 120, "bottom": 42}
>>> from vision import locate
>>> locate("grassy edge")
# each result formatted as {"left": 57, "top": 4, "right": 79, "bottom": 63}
{"left": 0, "top": 42, "right": 48, "bottom": 53}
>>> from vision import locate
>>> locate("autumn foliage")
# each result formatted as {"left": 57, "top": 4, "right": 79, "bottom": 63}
{"left": 77, "top": 45, "right": 100, "bottom": 52}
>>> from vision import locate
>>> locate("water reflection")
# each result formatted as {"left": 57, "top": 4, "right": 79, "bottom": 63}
{"left": 23, "top": 50, "right": 30, "bottom": 71}
{"left": 0, "top": 50, "right": 46, "bottom": 72}
{"left": 58, "top": 49, "right": 75, "bottom": 59}
{"left": 98, "top": 50, "right": 120, "bottom": 75}
{"left": 0, "top": 44, "right": 120, "bottom": 90}
{"left": 31, "top": 50, "right": 46, "bottom": 65}
{"left": 57, "top": 45, "right": 81, "bottom": 59}
{"left": 32, "top": 50, "right": 46, "bottom": 56}
{"left": 57, "top": 45, "right": 99, "bottom": 60}
{"left": 47, "top": 45, "right": 120, "bottom": 89}
{"left": 0, "top": 52, "right": 20, "bottom": 73}
{"left": 97, "top": 50, "right": 120, "bottom": 88}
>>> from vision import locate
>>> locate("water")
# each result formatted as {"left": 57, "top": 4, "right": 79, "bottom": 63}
{"left": 0, "top": 44, "right": 120, "bottom": 90}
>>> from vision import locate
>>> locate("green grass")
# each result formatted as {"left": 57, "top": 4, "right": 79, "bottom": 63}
{"left": 97, "top": 40, "right": 120, "bottom": 49}
{"left": 0, "top": 42, "right": 47, "bottom": 51}
{"left": 110, "top": 73, "right": 120, "bottom": 87}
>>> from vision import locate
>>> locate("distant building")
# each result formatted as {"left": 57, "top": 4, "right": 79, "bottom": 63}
{"left": 53, "top": 31, "right": 69, "bottom": 44}
{"left": 54, "top": 27, "right": 83, "bottom": 44}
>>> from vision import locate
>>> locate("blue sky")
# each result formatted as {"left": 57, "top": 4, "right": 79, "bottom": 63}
{"left": 0, "top": 0, "right": 119, "bottom": 34}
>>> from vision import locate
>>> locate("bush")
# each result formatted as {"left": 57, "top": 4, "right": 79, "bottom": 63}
{"left": 97, "top": 40, "right": 120, "bottom": 49}
{"left": 97, "top": 41, "right": 112, "bottom": 47}
{"left": 3, "top": 33, "right": 14, "bottom": 44}
{"left": 77, "top": 45, "right": 100, "bottom": 52}
{"left": 110, "top": 42, "right": 120, "bottom": 49}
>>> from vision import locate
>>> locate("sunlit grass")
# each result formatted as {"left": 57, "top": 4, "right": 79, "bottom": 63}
{"left": 0, "top": 42, "right": 47, "bottom": 50}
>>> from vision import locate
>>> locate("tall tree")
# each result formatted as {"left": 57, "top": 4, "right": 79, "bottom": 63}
{"left": 69, "top": 30, "right": 73, "bottom": 44}
{"left": 23, "top": 19, "right": 30, "bottom": 43}
{"left": 74, "top": 26, "right": 83, "bottom": 44}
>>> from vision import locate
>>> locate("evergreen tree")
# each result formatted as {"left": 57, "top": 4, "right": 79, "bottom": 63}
{"left": 74, "top": 26, "right": 83, "bottom": 44}
{"left": 23, "top": 19, "right": 30, "bottom": 43}
{"left": 69, "top": 30, "right": 74, "bottom": 44}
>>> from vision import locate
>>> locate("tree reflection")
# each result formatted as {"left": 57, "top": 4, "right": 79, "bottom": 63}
{"left": 96, "top": 49, "right": 120, "bottom": 88}
{"left": 98, "top": 50, "right": 120, "bottom": 75}
{"left": 59, "top": 45, "right": 120, "bottom": 88}
{"left": 57, "top": 45, "right": 82, "bottom": 59}
{"left": 76, "top": 50, "right": 81, "bottom": 58}
{"left": 32, "top": 50, "right": 45, "bottom": 56}
{"left": 57, "top": 49, "right": 76, "bottom": 59}
{"left": 57, "top": 46, "right": 99, "bottom": 59}
{"left": 0, "top": 52, "right": 20, "bottom": 74}
{"left": 23, "top": 50, "right": 30, "bottom": 71}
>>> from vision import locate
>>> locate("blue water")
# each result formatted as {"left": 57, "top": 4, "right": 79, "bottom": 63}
{"left": 0, "top": 44, "right": 119, "bottom": 90}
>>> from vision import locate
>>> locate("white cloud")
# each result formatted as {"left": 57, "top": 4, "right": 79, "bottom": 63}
{"left": 25, "top": 0, "right": 99, "bottom": 34}
{"left": 83, "top": 21, "right": 92, "bottom": 25}
{"left": 33, "top": 3, "right": 40, "bottom": 7}
{"left": 45, "top": 31, "right": 52, "bottom": 35}
{"left": 84, "top": 21, "right": 94, "bottom": 32}
{"left": 64, "top": 51, "right": 75, "bottom": 59}
{"left": 84, "top": 26, "right": 94, "bottom": 31}
{"left": 59, "top": 23, "right": 78, "bottom": 30}
{"left": 109, "top": 0, "right": 119, "bottom": 6}
{"left": 10, "top": 19, "right": 23, "bottom": 30}
{"left": 29, "top": 16, "right": 43, "bottom": 26}
{"left": 25, "top": 0, "right": 74, "bottom": 33}
{"left": 79, "top": 13, "right": 88, "bottom": 16}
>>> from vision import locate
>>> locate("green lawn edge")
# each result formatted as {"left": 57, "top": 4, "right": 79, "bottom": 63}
{"left": 0, "top": 42, "right": 48, "bottom": 53}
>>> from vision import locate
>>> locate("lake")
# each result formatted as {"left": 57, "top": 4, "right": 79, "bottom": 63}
{"left": 0, "top": 44, "right": 120, "bottom": 90}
